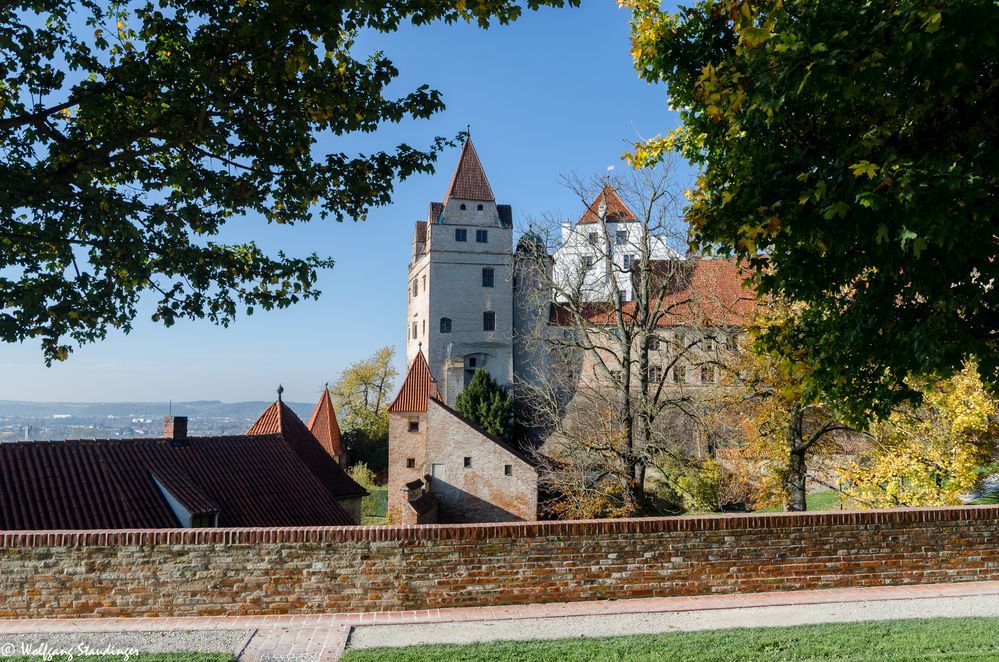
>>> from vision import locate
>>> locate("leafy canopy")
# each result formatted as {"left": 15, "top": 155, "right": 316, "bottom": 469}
{"left": 1, "top": 0, "right": 575, "bottom": 363}
{"left": 455, "top": 368, "right": 513, "bottom": 440}
{"left": 625, "top": 0, "right": 999, "bottom": 423}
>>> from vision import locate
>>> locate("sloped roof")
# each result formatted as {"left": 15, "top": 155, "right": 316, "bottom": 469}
{"left": 443, "top": 139, "right": 495, "bottom": 204}
{"left": 388, "top": 351, "right": 441, "bottom": 413}
{"left": 248, "top": 400, "right": 366, "bottom": 498}
{"left": 550, "top": 258, "right": 758, "bottom": 327}
{"left": 414, "top": 221, "right": 427, "bottom": 245}
{"left": 428, "top": 202, "right": 444, "bottom": 224}
{"left": 577, "top": 185, "right": 637, "bottom": 224}
{"left": 306, "top": 388, "right": 344, "bottom": 460}
{"left": 429, "top": 398, "right": 539, "bottom": 468}
{"left": 0, "top": 434, "right": 355, "bottom": 530}
{"left": 497, "top": 204, "right": 513, "bottom": 228}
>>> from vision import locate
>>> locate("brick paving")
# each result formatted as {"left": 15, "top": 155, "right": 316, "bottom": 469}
{"left": 1, "top": 581, "right": 998, "bottom": 661}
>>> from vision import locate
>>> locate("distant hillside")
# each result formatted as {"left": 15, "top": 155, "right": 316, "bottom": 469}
{"left": 0, "top": 399, "right": 313, "bottom": 420}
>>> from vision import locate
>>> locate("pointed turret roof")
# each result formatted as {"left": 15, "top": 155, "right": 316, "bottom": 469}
{"left": 248, "top": 396, "right": 366, "bottom": 498}
{"left": 577, "top": 185, "right": 637, "bottom": 224}
{"left": 306, "top": 388, "right": 343, "bottom": 461}
{"left": 443, "top": 138, "right": 495, "bottom": 204}
{"left": 388, "top": 351, "right": 441, "bottom": 413}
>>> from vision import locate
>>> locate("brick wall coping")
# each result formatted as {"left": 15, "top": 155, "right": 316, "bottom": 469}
{"left": 2, "top": 505, "right": 996, "bottom": 548}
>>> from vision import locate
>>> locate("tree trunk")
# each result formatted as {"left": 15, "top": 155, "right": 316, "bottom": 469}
{"left": 787, "top": 448, "right": 807, "bottom": 511}
{"left": 786, "top": 402, "right": 807, "bottom": 511}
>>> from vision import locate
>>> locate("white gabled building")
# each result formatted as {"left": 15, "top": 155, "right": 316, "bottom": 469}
{"left": 552, "top": 186, "right": 680, "bottom": 304}
{"left": 405, "top": 138, "right": 514, "bottom": 407}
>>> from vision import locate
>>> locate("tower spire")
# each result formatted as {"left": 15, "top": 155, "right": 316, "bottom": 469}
{"left": 443, "top": 137, "right": 494, "bottom": 204}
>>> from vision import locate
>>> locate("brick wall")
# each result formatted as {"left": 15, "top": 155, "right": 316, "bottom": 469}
{"left": 1, "top": 506, "right": 997, "bottom": 619}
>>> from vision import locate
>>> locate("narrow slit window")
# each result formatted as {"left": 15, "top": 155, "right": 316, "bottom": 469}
{"left": 464, "top": 457, "right": 472, "bottom": 468}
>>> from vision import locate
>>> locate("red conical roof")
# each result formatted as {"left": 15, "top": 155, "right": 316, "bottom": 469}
{"left": 443, "top": 138, "right": 495, "bottom": 204}
{"left": 577, "top": 185, "right": 637, "bottom": 224}
{"left": 307, "top": 388, "right": 344, "bottom": 462}
{"left": 388, "top": 351, "right": 441, "bottom": 413}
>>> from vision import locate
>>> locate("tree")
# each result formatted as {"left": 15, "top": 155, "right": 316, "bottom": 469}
{"left": 625, "top": 0, "right": 999, "bottom": 423}
{"left": 455, "top": 368, "right": 513, "bottom": 440}
{"left": 839, "top": 362, "right": 999, "bottom": 507}
{"left": 1, "top": 0, "right": 576, "bottom": 363}
{"left": 330, "top": 346, "right": 396, "bottom": 472}
{"left": 727, "top": 305, "right": 852, "bottom": 511}
{"left": 516, "top": 163, "right": 746, "bottom": 515}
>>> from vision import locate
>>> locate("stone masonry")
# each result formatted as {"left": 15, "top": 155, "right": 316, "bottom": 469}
{"left": 1, "top": 506, "right": 997, "bottom": 619}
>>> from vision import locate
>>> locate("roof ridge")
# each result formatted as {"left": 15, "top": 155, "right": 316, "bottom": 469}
{"left": 388, "top": 351, "right": 441, "bottom": 413}
{"left": 443, "top": 138, "right": 495, "bottom": 205}
{"left": 577, "top": 185, "right": 638, "bottom": 224}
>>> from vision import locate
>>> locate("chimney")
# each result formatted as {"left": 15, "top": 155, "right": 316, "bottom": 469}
{"left": 163, "top": 416, "right": 188, "bottom": 440}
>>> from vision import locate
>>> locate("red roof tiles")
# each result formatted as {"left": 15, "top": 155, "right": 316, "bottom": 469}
{"left": 307, "top": 389, "right": 344, "bottom": 463}
{"left": 248, "top": 400, "right": 365, "bottom": 499}
{"left": 443, "top": 139, "right": 495, "bottom": 204}
{"left": 0, "top": 434, "right": 355, "bottom": 530}
{"left": 550, "top": 258, "right": 758, "bottom": 327}
{"left": 577, "top": 185, "right": 638, "bottom": 224}
{"left": 388, "top": 351, "right": 441, "bottom": 413}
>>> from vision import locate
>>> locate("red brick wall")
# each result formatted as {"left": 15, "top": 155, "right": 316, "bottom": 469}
{"left": 387, "top": 412, "right": 427, "bottom": 524}
{"left": 1, "top": 506, "right": 997, "bottom": 619}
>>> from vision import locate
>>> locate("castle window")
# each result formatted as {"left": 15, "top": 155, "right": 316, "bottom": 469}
{"left": 649, "top": 336, "right": 661, "bottom": 351}
{"left": 460, "top": 203, "right": 467, "bottom": 210}
{"left": 469, "top": 357, "right": 477, "bottom": 367}
{"left": 407, "top": 458, "right": 416, "bottom": 468}
{"left": 455, "top": 228, "right": 467, "bottom": 242}
{"left": 504, "top": 465, "right": 512, "bottom": 476}
{"left": 482, "top": 268, "right": 494, "bottom": 287}
{"left": 618, "top": 290, "right": 628, "bottom": 305}
{"left": 615, "top": 231, "right": 627, "bottom": 245}
{"left": 610, "top": 369, "right": 622, "bottom": 384}
{"left": 623, "top": 254, "right": 635, "bottom": 271}
{"left": 583, "top": 256, "right": 594, "bottom": 269}
{"left": 727, "top": 333, "right": 739, "bottom": 351}
{"left": 408, "top": 420, "right": 419, "bottom": 432}
{"left": 587, "top": 232, "right": 598, "bottom": 245}
{"left": 477, "top": 204, "right": 484, "bottom": 211}
{"left": 648, "top": 366, "right": 662, "bottom": 383}
{"left": 411, "top": 322, "right": 417, "bottom": 339}
{"left": 476, "top": 229, "right": 488, "bottom": 243}
{"left": 464, "top": 457, "right": 472, "bottom": 468}
{"left": 440, "top": 317, "right": 452, "bottom": 333}
{"left": 422, "top": 274, "right": 426, "bottom": 291}
{"left": 701, "top": 365, "right": 715, "bottom": 383}
{"left": 483, "top": 311, "right": 495, "bottom": 332}
{"left": 412, "top": 281, "right": 418, "bottom": 297}
{"left": 673, "top": 366, "right": 686, "bottom": 383}
{"left": 422, "top": 319, "right": 426, "bottom": 335}
{"left": 705, "top": 336, "right": 715, "bottom": 351}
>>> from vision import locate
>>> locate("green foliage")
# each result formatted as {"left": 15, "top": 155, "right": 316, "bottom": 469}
{"left": 0, "top": 0, "right": 576, "bottom": 363}
{"left": 347, "top": 461, "right": 377, "bottom": 490}
{"left": 341, "top": 617, "right": 999, "bottom": 662}
{"left": 332, "top": 346, "right": 396, "bottom": 472}
{"left": 626, "top": 0, "right": 999, "bottom": 423}
{"left": 361, "top": 486, "right": 388, "bottom": 524}
{"left": 454, "top": 369, "right": 513, "bottom": 440}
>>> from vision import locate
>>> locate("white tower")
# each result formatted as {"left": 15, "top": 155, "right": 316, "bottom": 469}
{"left": 406, "top": 139, "right": 514, "bottom": 406}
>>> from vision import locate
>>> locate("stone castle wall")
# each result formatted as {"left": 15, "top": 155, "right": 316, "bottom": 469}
{"left": 1, "top": 506, "right": 997, "bottom": 619}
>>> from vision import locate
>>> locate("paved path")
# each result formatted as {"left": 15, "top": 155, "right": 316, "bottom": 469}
{"left": 1, "top": 582, "right": 998, "bottom": 661}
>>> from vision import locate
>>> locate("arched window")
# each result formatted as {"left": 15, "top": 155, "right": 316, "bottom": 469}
{"left": 440, "top": 317, "right": 452, "bottom": 333}
{"left": 460, "top": 203, "right": 467, "bottom": 210}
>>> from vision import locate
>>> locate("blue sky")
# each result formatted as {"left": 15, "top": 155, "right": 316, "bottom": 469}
{"left": 2, "top": 2, "right": 691, "bottom": 404}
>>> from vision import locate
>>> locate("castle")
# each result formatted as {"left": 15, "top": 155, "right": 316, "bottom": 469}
{"left": 390, "top": 139, "right": 754, "bottom": 524}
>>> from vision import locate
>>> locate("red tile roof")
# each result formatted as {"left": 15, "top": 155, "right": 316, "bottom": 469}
{"left": 414, "top": 221, "right": 427, "bottom": 245}
{"left": 577, "top": 185, "right": 637, "bottom": 224}
{"left": 550, "top": 258, "right": 758, "bottom": 327}
{"left": 388, "top": 351, "right": 441, "bottom": 413}
{"left": 428, "top": 202, "right": 444, "bottom": 224}
{"left": 248, "top": 400, "right": 366, "bottom": 499}
{"left": 0, "top": 434, "right": 355, "bottom": 530}
{"left": 307, "top": 388, "right": 344, "bottom": 463}
{"left": 443, "top": 139, "right": 495, "bottom": 204}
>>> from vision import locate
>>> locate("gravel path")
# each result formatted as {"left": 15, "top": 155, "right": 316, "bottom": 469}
{"left": 346, "top": 594, "right": 999, "bottom": 650}
{"left": 0, "top": 629, "right": 251, "bottom": 658}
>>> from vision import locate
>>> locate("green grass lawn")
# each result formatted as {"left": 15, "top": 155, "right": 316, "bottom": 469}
{"left": 971, "top": 490, "right": 999, "bottom": 505}
{"left": 754, "top": 490, "right": 844, "bottom": 513}
{"left": 362, "top": 487, "right": 388, "bottom": 525}
{"left": 341, "top": 617, "right": 999, "bottom": 661}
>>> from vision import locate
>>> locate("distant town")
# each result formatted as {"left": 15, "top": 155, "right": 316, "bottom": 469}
{"left": 0, "top": 399, "right": 313, "bottom": 442}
